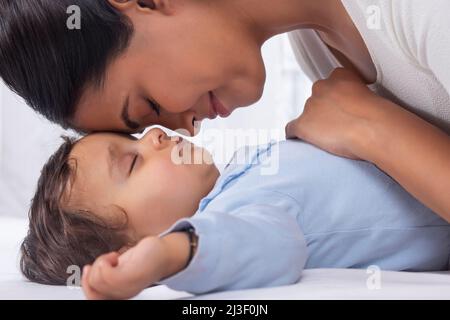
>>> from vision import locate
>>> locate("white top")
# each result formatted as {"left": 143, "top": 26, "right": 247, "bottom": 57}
{"left": 289, "top": 0, "right": 450, "bottom": 134}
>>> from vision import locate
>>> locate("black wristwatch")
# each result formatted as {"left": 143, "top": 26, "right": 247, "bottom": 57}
{"left": 184, "top": 227, "right": 198, "bottom": 268}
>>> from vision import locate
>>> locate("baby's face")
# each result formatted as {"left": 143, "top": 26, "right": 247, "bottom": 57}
{"left": 68, "top": 128, "right": 219, "bottom": 240}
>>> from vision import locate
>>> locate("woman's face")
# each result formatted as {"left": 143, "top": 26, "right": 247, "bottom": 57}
{"left": 71, "top": 0, "right": 266, "bottom": 135}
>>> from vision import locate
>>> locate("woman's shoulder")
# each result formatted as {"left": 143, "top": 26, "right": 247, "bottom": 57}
{"left": 342, "top": 0, "right": 450, "bottom": 46}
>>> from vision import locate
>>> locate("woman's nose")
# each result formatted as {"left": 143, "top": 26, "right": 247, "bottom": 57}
{"left": 162, "top": 110, "right": 199, "bottom": 137}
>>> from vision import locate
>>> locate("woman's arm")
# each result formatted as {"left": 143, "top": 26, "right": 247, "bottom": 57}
{"left": 288, "top": 1, "right": 450, "bottom": 223}
{"left": 358, "top": 94, "right": 450, "bottom": 223}
{"left": 286, "top": 68, "right": 450, "bottom": 222}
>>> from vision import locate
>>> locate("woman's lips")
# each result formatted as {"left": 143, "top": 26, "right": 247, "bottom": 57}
{"left": 209, "top": 91, "right": 231, "bottom": 118}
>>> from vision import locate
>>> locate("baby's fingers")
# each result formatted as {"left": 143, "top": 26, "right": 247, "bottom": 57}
{"left": 97, "top": 252, "right": 120, "bottom": 267}
{"left": 82, "top": 265, "right": 107, "bottom": 300}
{"left": 89, "top": 252, "right": 121, "bottom": 295}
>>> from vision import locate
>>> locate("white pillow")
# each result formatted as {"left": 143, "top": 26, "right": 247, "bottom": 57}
{"left": 0, "top": 216, "right": 28, "bottom": 275}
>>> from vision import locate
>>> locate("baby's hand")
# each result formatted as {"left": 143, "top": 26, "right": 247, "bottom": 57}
{"left": 81, "top": 236, "right": 168, "bottom": 300}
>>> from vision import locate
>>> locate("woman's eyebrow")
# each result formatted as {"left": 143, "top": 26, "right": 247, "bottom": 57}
{"left": 121, "top": 95, "right": 141, "bottom": 130}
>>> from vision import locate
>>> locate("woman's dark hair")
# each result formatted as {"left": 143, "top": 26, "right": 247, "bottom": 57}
{"left": 20, "top": 136, "right": 132, "bottom": 285}
{"left": 0, "top": 0, "right": 133, "bottom": 129}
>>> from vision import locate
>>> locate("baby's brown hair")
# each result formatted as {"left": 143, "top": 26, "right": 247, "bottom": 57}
{"left": 20, "top": 136, "right": 131, "bottom": 285}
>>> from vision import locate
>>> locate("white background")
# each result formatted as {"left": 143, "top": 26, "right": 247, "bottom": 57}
{"left": 0, "top": 34, "right": 312, "bottom": 218}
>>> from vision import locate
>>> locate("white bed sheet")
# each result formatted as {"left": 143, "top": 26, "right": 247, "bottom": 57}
{"left": 1, "top": 216, "right": 449, "bottom": 300}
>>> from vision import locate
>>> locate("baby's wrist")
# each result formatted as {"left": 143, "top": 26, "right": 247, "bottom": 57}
{"left": 158, "top": 232, "right": 194, "bottom": 280}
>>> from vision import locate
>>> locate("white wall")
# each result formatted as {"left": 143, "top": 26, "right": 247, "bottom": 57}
{"left": 0, "top": 34, "right": 312, "bottom": 218}
{"left": 0, "top": 87, "right": 70, "bottom": 218}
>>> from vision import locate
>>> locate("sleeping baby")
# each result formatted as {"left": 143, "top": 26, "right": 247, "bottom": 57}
{"left": 20, "top": 128, "right": 450, "bottom": 299}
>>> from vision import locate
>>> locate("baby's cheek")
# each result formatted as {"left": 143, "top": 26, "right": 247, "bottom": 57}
{"left": 156, "top": 157, "right": 191, "bottom": 180}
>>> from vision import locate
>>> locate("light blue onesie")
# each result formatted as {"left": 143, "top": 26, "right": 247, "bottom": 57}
{"left": 157, "top": 140, "right": 450, "bottom": 294}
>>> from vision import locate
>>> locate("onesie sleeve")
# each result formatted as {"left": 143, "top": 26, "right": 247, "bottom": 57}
{"left": 155, "top": 198, "right": 307, "bottom": 294}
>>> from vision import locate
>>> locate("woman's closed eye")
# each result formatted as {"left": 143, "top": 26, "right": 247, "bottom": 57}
{"left": 146, "top": 98, "right": 161, "bottom": 116}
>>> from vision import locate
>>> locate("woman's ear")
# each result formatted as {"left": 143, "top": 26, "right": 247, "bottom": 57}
{"left": 108, "top": 0, "right": 175, "bottom": 15}
{"left": 108, "top": 0, "right": 135, "bottom": 12}
{"left": 140, "top": 0, "right": 176, "bottom": 15}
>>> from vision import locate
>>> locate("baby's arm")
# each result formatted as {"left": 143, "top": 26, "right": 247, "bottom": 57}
{"left": 157, "top": 200, "right": 308, "bottom": 294}
{"left": 83, "top": 196, "right": 307, "bottom": 299}
{"left": 81, "top": 232, "right": 194, "bottom": 300}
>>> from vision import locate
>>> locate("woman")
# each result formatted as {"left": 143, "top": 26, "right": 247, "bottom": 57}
{"left": 0, "top": 0, "right": 449, "bottom": 222}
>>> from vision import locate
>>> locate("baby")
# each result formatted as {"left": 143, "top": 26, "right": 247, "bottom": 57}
{"left": 21, "top": 128, "right": 450, "bottom": 299}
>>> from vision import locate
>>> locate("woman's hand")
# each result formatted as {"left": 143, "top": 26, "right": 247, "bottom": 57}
{"left": 286, "top": 67, "right": 450, "bottom": 222}
{"left": 286, "top": 68, "right": 382, "bottom": 160}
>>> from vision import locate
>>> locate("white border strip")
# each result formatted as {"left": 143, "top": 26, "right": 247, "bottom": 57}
{"left": 0, "top": 83, "right": 3, "bottom": 171}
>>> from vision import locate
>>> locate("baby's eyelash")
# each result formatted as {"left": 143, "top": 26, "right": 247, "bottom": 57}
{"left": 129, "top": 154, "right": 138, "bottom": 175}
